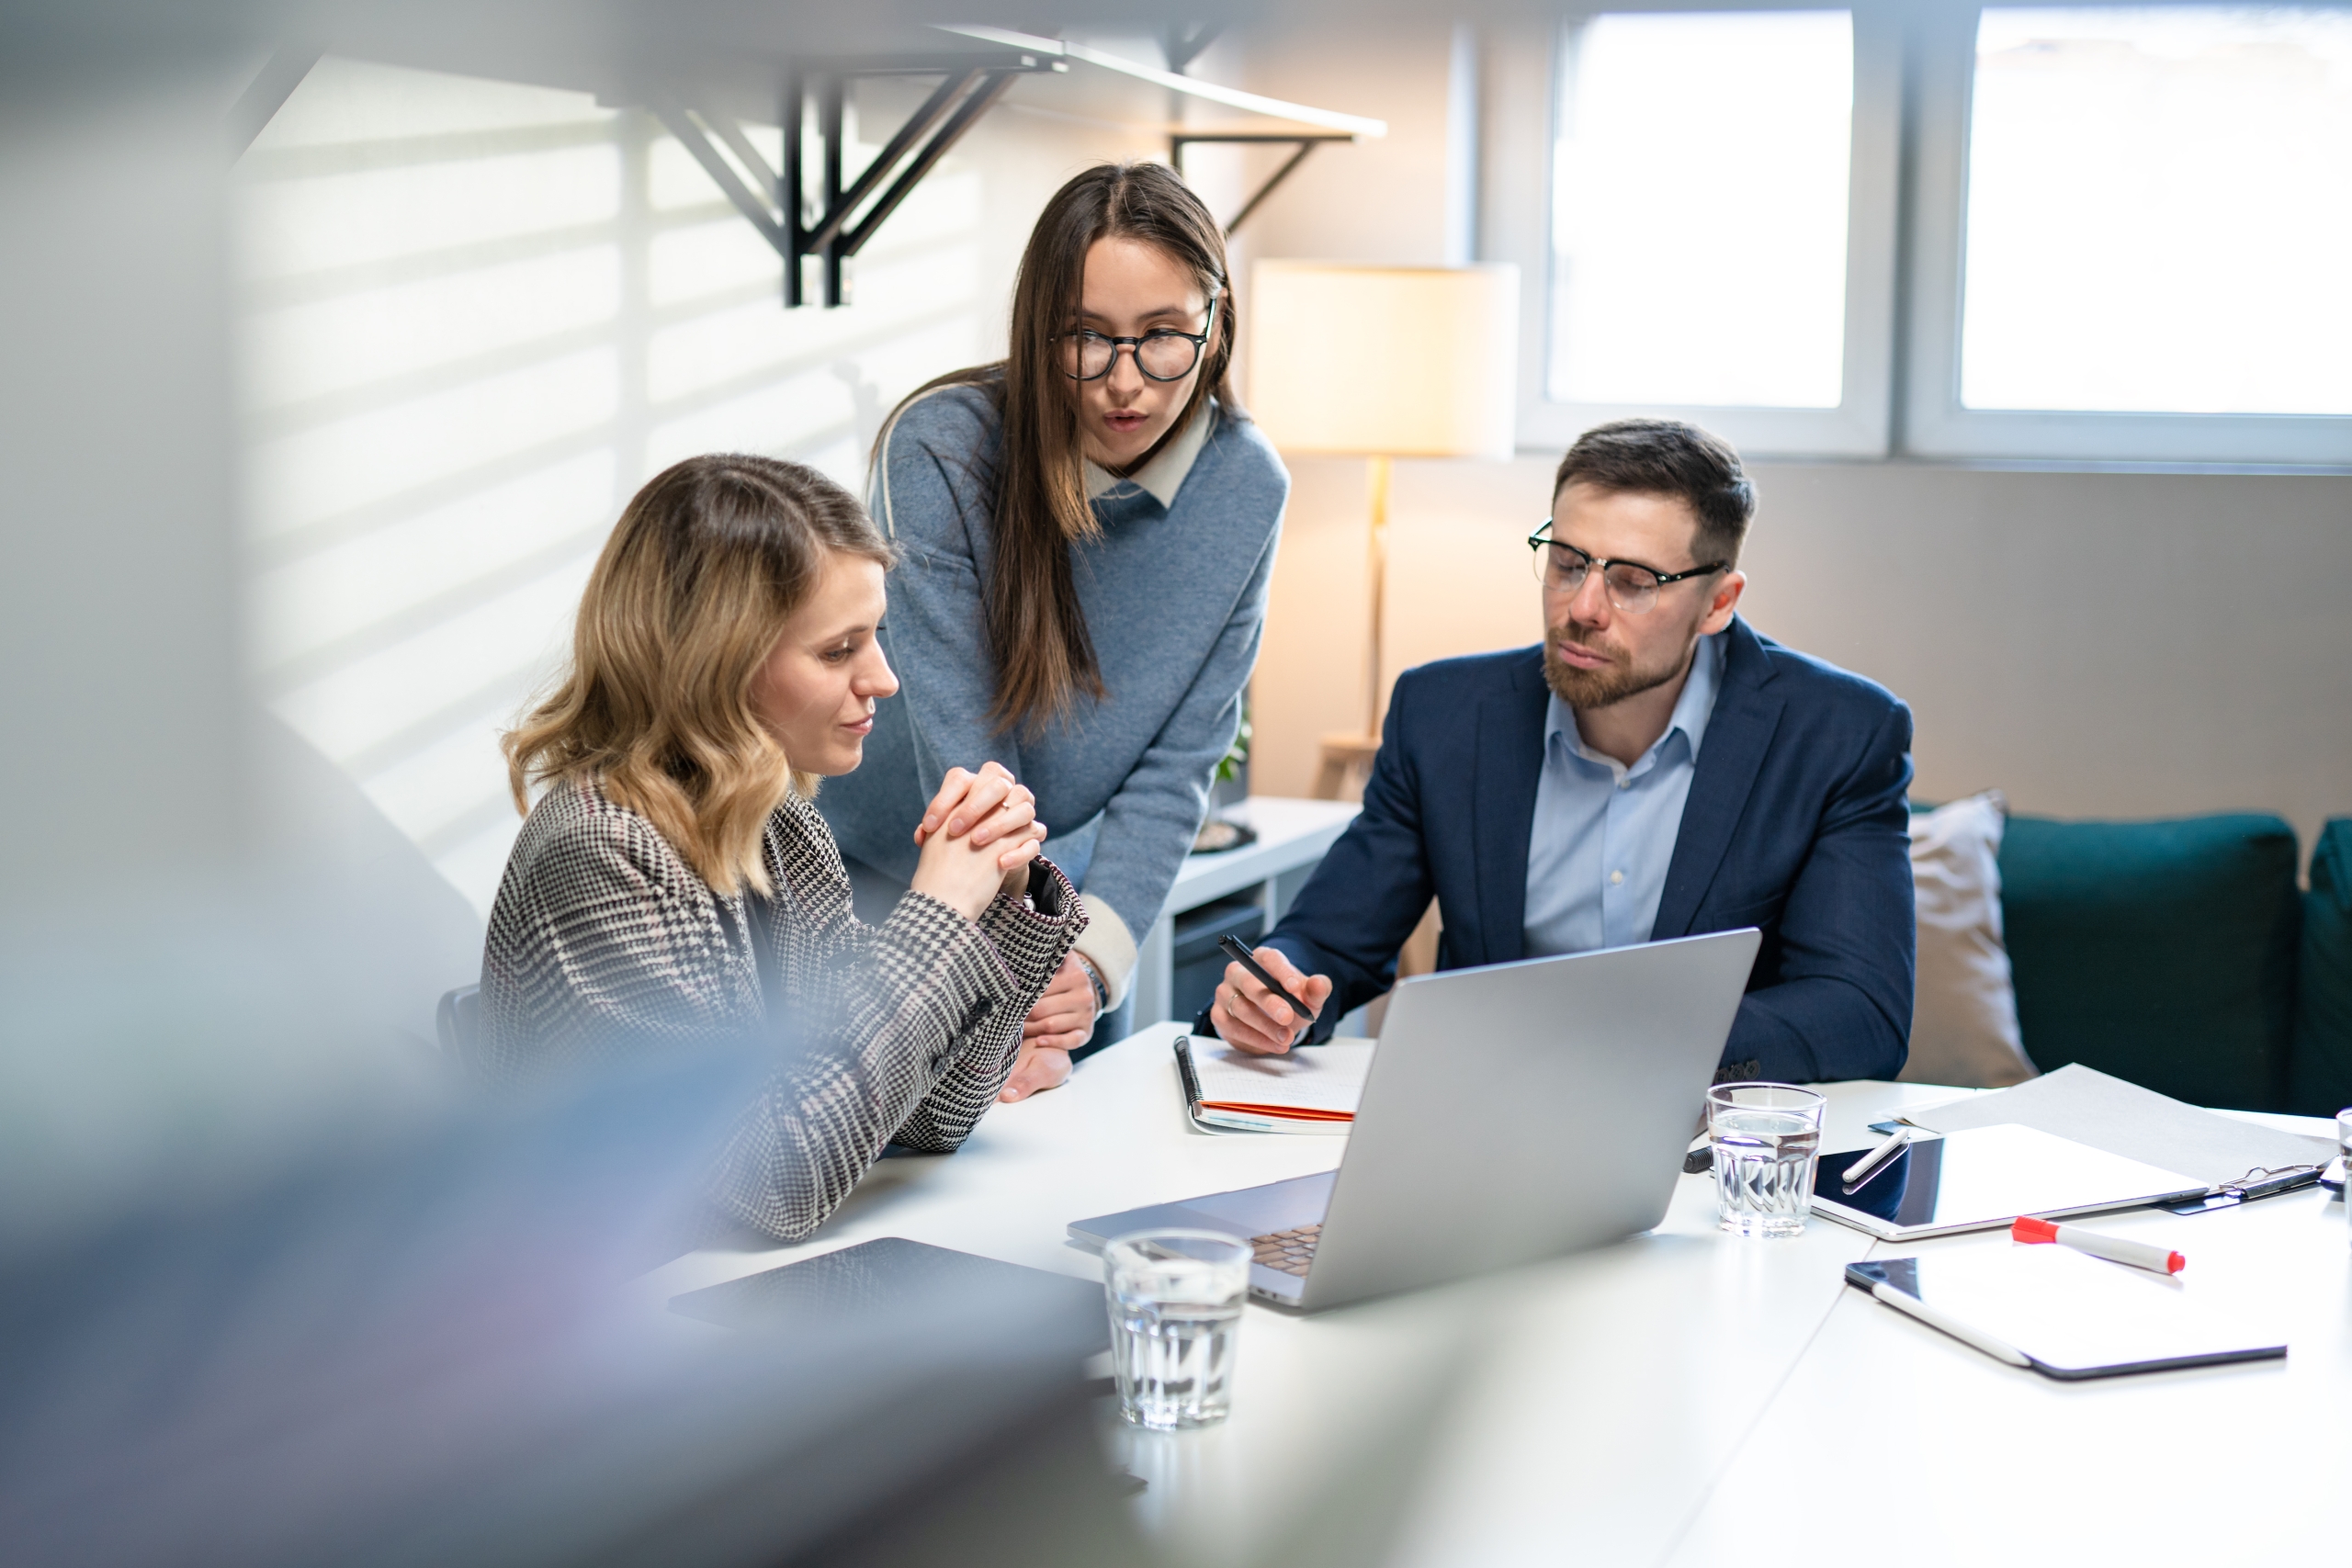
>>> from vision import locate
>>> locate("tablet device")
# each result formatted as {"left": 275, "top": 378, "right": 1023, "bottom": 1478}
{"left": 1811, "top": 1122, "right": 2206, "bottom": 1239}
{"left": 671, "top": 1236, "right": 1111, "bottom": 1353}
{"left": 1848, "top": 1249, "right": 2286, "bottom": 1379}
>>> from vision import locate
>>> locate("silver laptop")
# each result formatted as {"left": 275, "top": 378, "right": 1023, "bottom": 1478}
{"left": 1069, "top": 929, "right": 1762, "bottom": 1311}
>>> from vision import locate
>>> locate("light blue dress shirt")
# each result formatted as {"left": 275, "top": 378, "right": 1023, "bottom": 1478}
{"left": 1522, "top": 631, "right": 1726, "bottom": 957}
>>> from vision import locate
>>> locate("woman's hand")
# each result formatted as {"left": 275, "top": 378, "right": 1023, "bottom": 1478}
{"left": 998, "top": 1039, "right": 1074, "bottom": 1102}
{"left": 914, "top": 761, "right": 1046, "bottom": 899}
{"left": 909, "top": 763, "right": 1044, "bottom": 921}
{"left": 996, "top": 824, "right": 1047, "bottom": 901}
{"left": 912, "top": 761, "right": 1031, "bottom": 851}
{"left": 1023, "top": 953, "right": 1100, "bottom": 1053}
{"left": 1001, "top": 953, "right": 1102, "bottom": 1100}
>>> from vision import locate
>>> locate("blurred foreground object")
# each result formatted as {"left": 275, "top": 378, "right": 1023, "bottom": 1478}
{"left": 0, "top": 1051, "right": 1142, "bottom": 1567}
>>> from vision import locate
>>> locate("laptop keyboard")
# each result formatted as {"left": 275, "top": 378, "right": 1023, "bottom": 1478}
{"left": 1250, "top": 1224, "right": 1322, "bottom": 1276}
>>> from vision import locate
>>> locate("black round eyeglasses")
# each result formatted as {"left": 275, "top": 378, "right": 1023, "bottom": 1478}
{"left": 1060, "top": 299, "right": 1218, "bottom": 382}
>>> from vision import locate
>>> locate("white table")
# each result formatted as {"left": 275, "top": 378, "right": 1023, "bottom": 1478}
{"left": 643, "top": 1023, "right": 2348, "bottom": 1566}
{"left": 1129, "top": 795, "right": 1360, "bottom": 1027}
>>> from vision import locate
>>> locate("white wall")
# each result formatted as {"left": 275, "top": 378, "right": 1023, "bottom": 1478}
{"left": 237, "top": 56, "right": 1163, "bottom": 919}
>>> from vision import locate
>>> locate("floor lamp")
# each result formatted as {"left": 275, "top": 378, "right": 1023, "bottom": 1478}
{"left": 1249, "top": 261, "right": 1519, "bottom": 799}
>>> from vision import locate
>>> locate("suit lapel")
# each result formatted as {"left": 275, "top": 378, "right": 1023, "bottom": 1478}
{"left": 1470, "top": 651, "right": 1549, "bottom": 965}
{"left": 1652, "top": 620, "right": 1784, "bottom": 941}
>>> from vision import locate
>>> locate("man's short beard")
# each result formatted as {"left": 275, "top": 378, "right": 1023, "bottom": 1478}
{"left": 1543, "top": 626, "right": 1699, "bottom": 711}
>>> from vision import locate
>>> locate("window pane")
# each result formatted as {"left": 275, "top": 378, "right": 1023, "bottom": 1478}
{"left": 1962, "top": 7, "right": 2352, "bottom": 415}
{"left": 1549, "top": 11, "right": 1854, "bottom": 409}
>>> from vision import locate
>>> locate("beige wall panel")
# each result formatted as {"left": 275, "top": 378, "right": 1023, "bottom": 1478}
{"left": 1382, "top": 456, "right": 1549, "bottom": 682}
{"left": 1230, "top": 18, "right": 1458, "bottom": 267}
{"left": 1740, "top": 464, "right": 2352, "bottom": 853}
{"left": 1251, "top": 456, "right": 1377, "bottom": 799}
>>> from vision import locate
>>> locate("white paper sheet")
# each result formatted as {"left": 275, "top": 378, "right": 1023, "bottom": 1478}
{"left": 1902, "top": 1063, "right": 2333, "bottom": 1189}
{"left": 1189, "top": 1039, "right": 1374, "bottom": 1116}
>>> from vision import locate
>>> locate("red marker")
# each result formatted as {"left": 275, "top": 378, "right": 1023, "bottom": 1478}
{"left": 2011, "top": 1215, "right": 2185, "bottom": 1275}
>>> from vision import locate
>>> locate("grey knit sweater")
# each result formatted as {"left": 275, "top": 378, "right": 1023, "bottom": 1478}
{"left": 818, "top": 381, "right": 1288, "bottom": 1001}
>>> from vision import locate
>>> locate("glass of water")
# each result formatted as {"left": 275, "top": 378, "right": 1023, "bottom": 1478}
{"left": 1102, "top": 1229, "right": 1250, "bottom": 1430}
{"left": 1708, "top": 1082, "right": 1826, "bottom": 1237}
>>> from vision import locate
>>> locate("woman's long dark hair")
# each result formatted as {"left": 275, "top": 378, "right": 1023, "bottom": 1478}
{"left": 879, "top": 161, "right": 1240, "bottom": 735}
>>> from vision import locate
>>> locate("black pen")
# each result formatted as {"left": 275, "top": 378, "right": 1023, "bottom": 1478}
{"left": 1217, "top": 934, "right": 1316, "bottom": 1021}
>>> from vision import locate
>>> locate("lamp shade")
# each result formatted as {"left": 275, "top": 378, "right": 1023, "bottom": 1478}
{"left": 1248, "top": 261, "right": 1520, "bottom": 458}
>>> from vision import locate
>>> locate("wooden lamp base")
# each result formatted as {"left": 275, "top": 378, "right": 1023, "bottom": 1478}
{"left": 1311, "top": 733, "right": 1381, "bottom": 802}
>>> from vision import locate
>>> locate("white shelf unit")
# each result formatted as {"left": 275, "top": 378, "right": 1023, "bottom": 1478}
{"left": 1129, "top": 795, "right": 1361, "bottom": 1027}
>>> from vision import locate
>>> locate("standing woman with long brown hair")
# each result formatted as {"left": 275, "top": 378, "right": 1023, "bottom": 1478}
{"left": 819, "top": 161, "right": 1288, "bottom": 1101}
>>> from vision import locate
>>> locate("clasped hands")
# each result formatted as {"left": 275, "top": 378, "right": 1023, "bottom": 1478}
{"left": 908, "top": 761, "right": 1046, "bottom": 921}
{"left": 903, "top": 762, "right": 1094, "bottom": 1104}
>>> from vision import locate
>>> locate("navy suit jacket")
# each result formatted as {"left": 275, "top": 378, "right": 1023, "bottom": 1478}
{"left": 1235, "top": 617, "right": 1916, "bottom": 1083}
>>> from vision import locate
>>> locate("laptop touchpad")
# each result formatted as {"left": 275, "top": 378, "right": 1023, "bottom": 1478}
{"left": 1188, "top": 1170, "right": 1338, "bottom": 1235}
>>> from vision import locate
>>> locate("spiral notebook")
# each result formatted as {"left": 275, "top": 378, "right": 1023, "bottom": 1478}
{"left": 1174, "top": 1034, "right": 1374, "bottom": 1134}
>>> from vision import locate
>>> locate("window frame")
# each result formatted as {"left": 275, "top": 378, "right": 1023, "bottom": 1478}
{"left": 1486, "top": 2, "right": 2352, "bottom": 468}
{"left": 1487, "top": 3, "right": 1905, "bottom": 459}
{"left": 1900, "top": 3, "right": 2352, "bottom": 466}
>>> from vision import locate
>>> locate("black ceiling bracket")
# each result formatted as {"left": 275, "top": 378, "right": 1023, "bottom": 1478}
{"left": 651, "top": 33, "right": 1382, "bottom": 305}
{"left": 649, "top": 95, "right": 789, "bottom": 255}
{"left": 784, "top": 52, "right": 1058, "bottom": 307}
{"left": 650, "top": 51, "right": 1056, "bottom": 309}
{"left": 1171, "top": 131, "right": 1359, "bottom": 237}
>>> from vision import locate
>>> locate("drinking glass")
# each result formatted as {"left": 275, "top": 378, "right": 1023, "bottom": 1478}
{"left": 1708, "top": 1082, "right": 1826, "bottom": 1237}
{"left": 1102, "top": 1229, "right": 1250, "bottom": 1430}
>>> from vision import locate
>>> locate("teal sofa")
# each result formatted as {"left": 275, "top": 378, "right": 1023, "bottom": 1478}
{"left": 1990, "top": 812, "right": 2352, "bottom": 1117}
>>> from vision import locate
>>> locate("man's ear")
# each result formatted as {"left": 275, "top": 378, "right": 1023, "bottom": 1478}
{"left": 1699, "top": 570, "right": 1747, "bottom": 636}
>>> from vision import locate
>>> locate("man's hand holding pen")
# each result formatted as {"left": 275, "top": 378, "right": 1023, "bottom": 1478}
{"left": 1210, "top": 939, "right": 1335, "bottom": 1055}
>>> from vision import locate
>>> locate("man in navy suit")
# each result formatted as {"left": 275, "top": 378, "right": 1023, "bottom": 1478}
{"left": 1208, "top": 420, "right": 1914, "bottom": 1084}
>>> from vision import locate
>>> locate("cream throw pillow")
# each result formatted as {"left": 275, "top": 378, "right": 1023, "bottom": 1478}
{"left": 1900, "top": 792, "right": 2037, "bottom": 1088}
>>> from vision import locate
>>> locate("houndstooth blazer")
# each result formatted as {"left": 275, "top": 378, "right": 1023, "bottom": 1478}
{"left": 481, "top": 776, "right": 1083, "bottom": 1242}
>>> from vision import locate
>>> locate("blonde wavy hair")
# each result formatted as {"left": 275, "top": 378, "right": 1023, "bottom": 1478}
{"left": 505, "top": 454, "right": 895, "bottom": 897}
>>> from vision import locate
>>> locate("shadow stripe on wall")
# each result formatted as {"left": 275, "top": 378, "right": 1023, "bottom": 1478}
{"left": 414, "top": 789, "right": 538, "bottom": 862}
{"left": 240, "top": 118, "right": 624, "bottom": 180}
{"left": 241, "top": 202, "right": 734, "bottom": 312}
{"left": 336, "top": 657, "right": 554, "bottom": 779}
{"left": 259, "top": 523, "right": 611, "bottom": 695}
{"left": 251, "top": 310, "right": 947, "bottom": 572}
{"left": 248, "top": 423, "right": 621, "bottom": 570}
{"left": 247, "top": 276, "right": 802, "bottom": 443}
{"left": 259, "top": 406, "right": 861, "bottom": 694}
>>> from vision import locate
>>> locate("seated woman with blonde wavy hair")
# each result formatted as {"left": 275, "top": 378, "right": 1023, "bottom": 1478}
{"left": 481, "top": 453, "right": 1083, "bottom": 1242}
